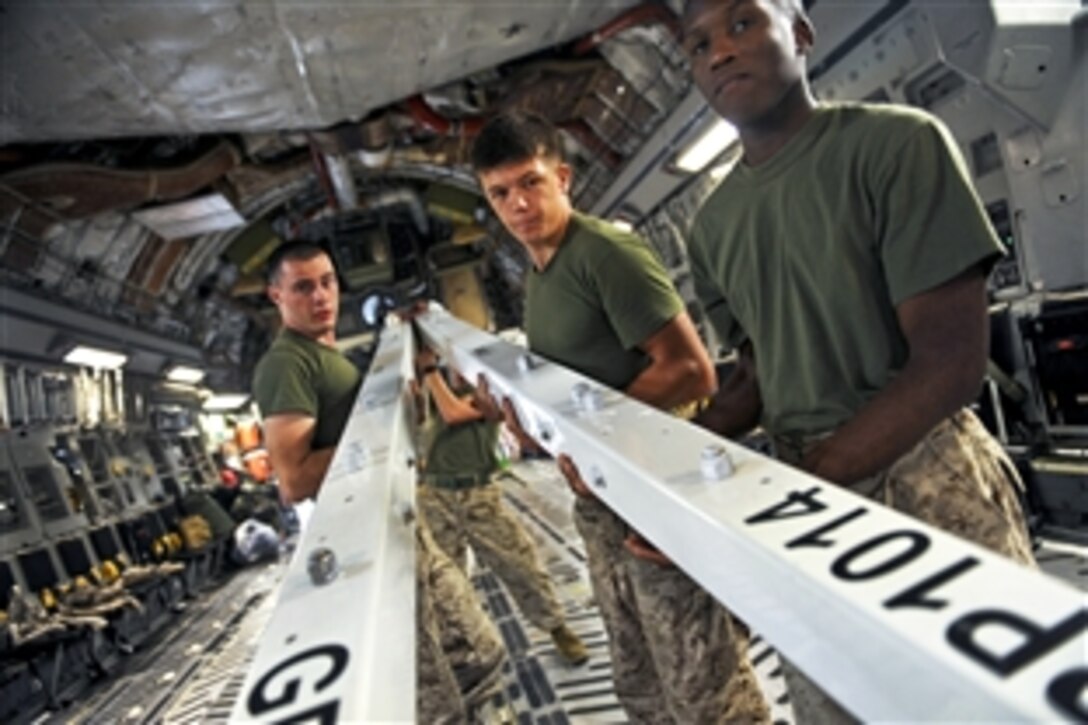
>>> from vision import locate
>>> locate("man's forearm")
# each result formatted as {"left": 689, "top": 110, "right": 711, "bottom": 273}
{"left": 423, "top": 370, "right": 483, "bottom": 425}
{"left": 803, "top": 359, "right": 979, "bottom": 484}
{"left": 694, "top": 385, "right": 762, "bottom": 438}
{"left": 625, "top": 359, "right": 715, "bottom": 411}
{"left": 694, "top": 346, "right": 762, "bottom": 438}
{"left": 807, "top": 268, "right": 991, "bottom": 485}
{"left": 279, "top": 447, "right": 336, "bottom": 503}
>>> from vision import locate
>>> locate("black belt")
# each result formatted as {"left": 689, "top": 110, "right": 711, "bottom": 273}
{"left": 425, "top": 471, "right": 492, "bottom": 490}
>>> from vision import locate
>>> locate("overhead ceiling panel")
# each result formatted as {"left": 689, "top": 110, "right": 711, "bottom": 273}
{"left": 2, "top": 0, "right": 640, "bottom": 144}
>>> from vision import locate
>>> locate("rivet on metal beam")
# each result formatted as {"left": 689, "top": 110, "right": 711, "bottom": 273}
{"left": 700, "top": 444, "right": 734, "bottom": 480}
{"left": 307, "top": 547, "right": 339, "bottom": 586}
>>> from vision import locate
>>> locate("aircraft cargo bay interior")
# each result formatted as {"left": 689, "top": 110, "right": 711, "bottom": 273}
{"left": 1, "top": 1, "right": 1085, "bottom": 723}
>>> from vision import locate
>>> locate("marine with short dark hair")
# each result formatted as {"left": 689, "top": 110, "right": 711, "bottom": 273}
{"left": 416, "top": 346, "right": 589, "bottom": 665}
{"left": 471, "top": 111, "right": 770, "bottom": 724}
{"left": 251, "top": 241, "right": 506, "bottom": 723}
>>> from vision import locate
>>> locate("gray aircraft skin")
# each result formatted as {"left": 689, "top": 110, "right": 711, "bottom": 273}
{"left": 0, "top": 2, "right": 1085, "bottom": 722}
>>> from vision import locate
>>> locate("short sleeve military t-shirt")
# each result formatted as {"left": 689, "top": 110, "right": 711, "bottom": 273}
{"left": 525, "top": 211, "right": 684, "bottom": 390}
{"left": 426, "top": 417, "right": 499, "bottom": 478}
{"left": 251, "top": 328, "right": 361, "bottom": 450}
{"left": 688, "top": 102, "right": 1004, "bottom": 437}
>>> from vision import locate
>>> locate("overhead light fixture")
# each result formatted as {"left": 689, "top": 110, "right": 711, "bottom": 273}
{"left": 709, "top": 157, "right": 738, "bottom": 181}
{"left": 165, "top": 364, "right": 206, "bottom": 385}
{"left": 203, "top": 393, "right": 251, "bottom": 412}
{"left": 675, "top": 119, "right": 739, "bottom": 174}
{"left": 611, "top": 218, "right": 635, "bottom": 233}
{"left": 132, "top": 192, "right": 245, "bottom": 240}
{"left": 63, "top": 345, "right": 128, "bottom": 370}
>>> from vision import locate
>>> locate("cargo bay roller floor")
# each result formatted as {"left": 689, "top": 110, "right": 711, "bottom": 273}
{"left": 477, "top": 460, "right": 795, "bottom": 724}
{"left": 52, "top": 458, "right": 1088, "bottom": 724}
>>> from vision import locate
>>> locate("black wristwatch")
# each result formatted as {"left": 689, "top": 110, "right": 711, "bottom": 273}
{"left": 419, "top": 364, "right": 439, "bottom": 376}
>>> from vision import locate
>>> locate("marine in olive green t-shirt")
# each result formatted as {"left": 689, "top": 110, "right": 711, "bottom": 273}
{"left": 425, "top": 380, "right": 500, "bottom": 479}
{"left": 688, "top": 102, "right": 1004, "bottom": 438}
{"left": 525, "top": 211, "right": 683, "bottom": 390}
{"left": 251, "top": 327, "right": 361, "bottom": 450}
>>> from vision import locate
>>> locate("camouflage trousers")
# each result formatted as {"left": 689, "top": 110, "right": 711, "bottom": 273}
{"left": 419, "top": 480, "right": 564, "bottom": 633}
{"left": 417, "top": 522, "right": 506, "bottom": 723}
{"left": 574, "top": 496, "right": 770, "bottom": 724}
{"left": 773, "top": 408, "right": 1036, "bottom": 725}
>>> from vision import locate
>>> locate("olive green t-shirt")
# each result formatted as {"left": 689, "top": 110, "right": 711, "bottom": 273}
{"left": 251, "top": 328, "right": 361, "bottom": 450}
{"left": 426, "top": 411, "right": 499, "bottom": 479}
{"left": 525, "top": 211, "right": 684, "bottom": 390}
{"left": 689, "top": 102, "right": 1003, "bottom": 437}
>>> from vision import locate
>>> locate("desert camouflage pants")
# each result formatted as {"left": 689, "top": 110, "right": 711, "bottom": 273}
{"left": 417, "top": 523, "right": 506, "bottom": 723}
{"left": 773, "top": 408, "right": 1036, "bottom": 725}
{"left": 574, "top": 496, "right": 770, "bottom": 724}
{"left": 419, "top": 480, "right": 564, "bottom": 633}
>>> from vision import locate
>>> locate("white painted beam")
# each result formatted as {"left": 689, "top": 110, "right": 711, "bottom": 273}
{"left": 416, "top": 304, "right": 1087, "bottom": 723}
{"left": 233, "top": 318, "right": 417, "bottom": 723}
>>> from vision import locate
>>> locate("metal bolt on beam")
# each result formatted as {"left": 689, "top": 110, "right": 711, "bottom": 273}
{"left": 571, "top": 381, "right": 604, "bottom": 412}
{"left": 307, "top": 548, "right": 339, "bottom": 586}
{"left": 700, "top": 444, "right": 733, "bottom": 480}
{"left": 395, "top": 501, "right": 416, "bottom": 526}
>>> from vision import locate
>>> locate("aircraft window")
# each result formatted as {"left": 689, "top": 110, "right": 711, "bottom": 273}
{"left": 23, "top": 465, "right": 69, "bottom": 521}
{"left": 0, "top": 471, "right": 26, "bottom": 533}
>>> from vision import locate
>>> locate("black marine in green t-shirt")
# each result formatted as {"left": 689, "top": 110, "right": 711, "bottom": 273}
{"left": 681, "top": 0, "right": 1018, "bottom": 487}
{"left": 682, "top": 2, "right": 1035, "bottom": 723}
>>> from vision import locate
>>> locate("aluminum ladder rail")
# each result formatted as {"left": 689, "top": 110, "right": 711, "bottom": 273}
{"left": 232, "top": 318, "right": 417, "bottom": 723}
{"left": 416, "top": 304, "right": 1087, "bottom": 723}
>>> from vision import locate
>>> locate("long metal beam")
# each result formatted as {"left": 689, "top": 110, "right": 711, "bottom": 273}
{"left": 415, "top": 304, "right": 1087, "bottom": 723}
{"left": 232, "top": 319, "right": 417, "bottom": 723}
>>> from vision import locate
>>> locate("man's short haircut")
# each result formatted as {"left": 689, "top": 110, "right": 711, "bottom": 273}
{"left": 470, "top": 111, "right": 565, "bottom": 173}
{"left": 265, "top": 240, "right": 333, "bottom": 284}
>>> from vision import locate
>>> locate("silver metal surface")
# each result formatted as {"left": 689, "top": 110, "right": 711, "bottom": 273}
{"left": 3, "top": 1, "right": 641, "bottom": 143}
{"left": 232, "top": 317, "right": 417, "bottom": 723}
